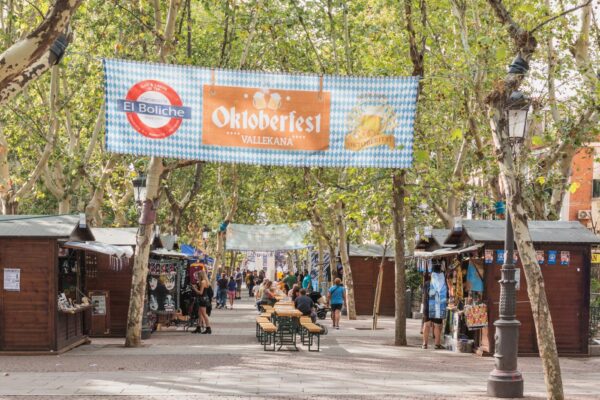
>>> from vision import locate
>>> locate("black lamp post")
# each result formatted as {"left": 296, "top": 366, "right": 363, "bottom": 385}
{"left": 487, "top": 90, "right": 531, "bottom": 398}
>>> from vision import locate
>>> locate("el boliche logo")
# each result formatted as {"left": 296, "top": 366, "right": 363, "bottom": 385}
{"left": 118, "top": 80, "right": 191, "bottom": 139}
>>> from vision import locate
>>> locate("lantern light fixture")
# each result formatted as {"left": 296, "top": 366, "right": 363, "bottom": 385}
{"left": 506, "top": 91, "right": 531, "bottom": 142}
{"left": 132, "top": 175, "right": 147, "bottom": 204}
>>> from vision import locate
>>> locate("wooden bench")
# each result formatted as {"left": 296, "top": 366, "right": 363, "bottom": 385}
{"left": 259, "top": 322, "right": 277, "bottom": 351}
{"left": 300, "top": 321, "right": 325, "bottom": 352}
{"left": 255, "top": 316, "right": 270, "bottom": 340}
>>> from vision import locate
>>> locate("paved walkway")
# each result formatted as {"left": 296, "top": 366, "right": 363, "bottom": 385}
{"left": 0, "top": 295, "right": 599, "bottom": 399}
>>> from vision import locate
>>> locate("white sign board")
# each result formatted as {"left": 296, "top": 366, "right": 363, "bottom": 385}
{"left": 91, "top": 295, "right": 107, "bottom": 315}
{"left": 4, "top": 268, "right": 20, "bottom": 291}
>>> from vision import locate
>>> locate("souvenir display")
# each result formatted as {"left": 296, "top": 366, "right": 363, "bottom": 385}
{"left": 147, "top": 260, "right": 183, "bottom": 313}
{"left": 464, "top": 303, "right": 488, "bottom": 329}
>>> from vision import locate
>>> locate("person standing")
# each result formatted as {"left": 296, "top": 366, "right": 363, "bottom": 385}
{"left": 216, "top": 273, "right": 228, "bottom": 309}
{"left": 191, "top": 271, "right": 212, "bottom": 334}
{"left": 246, "top": 271, "right": 255, "bottom": 298}
{"left": 422, "top": 267, "right": 446, "bottom": 349}
{"left": 302, "top": 270, "right": 312, "bottom": 292}
{"left": 227, "top": 275, "right": 237, "bottom": 309}
{"left": 327, "top": 278, "right": 346, "bottom": 330}
{"left": 283, "top": 270, "right": 297, "bottom": 292}
{"left": 235, "top": 268, "right": 243, "bottom": 299}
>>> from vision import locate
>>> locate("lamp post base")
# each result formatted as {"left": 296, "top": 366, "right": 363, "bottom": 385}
{"left": 487, "top": 369, "right": 524, "bottom": 398}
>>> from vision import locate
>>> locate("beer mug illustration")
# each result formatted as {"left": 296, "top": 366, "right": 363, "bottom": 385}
{"left": 267, "top": 93, "right": 281, "bottom": 110}
{"left": 354, "top": 105, "right": 384, "bottom": 139}
{"left": 253, "top": 91, "right": 267, "bottom": 109}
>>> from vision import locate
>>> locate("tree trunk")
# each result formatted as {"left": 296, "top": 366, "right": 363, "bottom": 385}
{"left": 124, "top": 0, "right": 181, "bottom": 348}
{"left": 211, "top": 231, "right": 225, "bottom": 284}
{"left": 124, "top": 156, "right": 163, "bottom": 347}
{"left": 327, "top": 241, "right": 337, "bottom": 284}
{"left": 391, "top": 170, "right": 407, "bottom": 346}
{"left": 317, "top": 238, "right": 324, "bottom": 293}
{"left": 58, "top": 196, "right": 71, "bottom": 214}
{"left": 372, "top": 250, "right": 386, "bottom": 330}
{"left": 335, "top": 200, "right": 356, "bottom": 320}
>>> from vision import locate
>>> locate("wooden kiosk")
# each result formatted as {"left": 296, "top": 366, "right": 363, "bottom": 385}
{"left": 446, "top": 220, "right": 599, "bottom": 356}
{"left": 85, "top": 227, "right": 138, "bottom": 337}
{"left": 347, "top": 244, "right": 396, "bottom": 316}
{"left": 0, "top": 215, "right": 94, "bottom": 354}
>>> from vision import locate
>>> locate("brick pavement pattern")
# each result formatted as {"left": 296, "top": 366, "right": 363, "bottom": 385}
{"left": 0, "top": 294, "right": 599, "bottom": 399}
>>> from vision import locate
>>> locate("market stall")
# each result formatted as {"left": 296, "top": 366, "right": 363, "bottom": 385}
{"left": 84, "top": 227, "right": 138, "bottom": 337}
{"left": 422, "top": 219, "right": 600, "bottom": 356}
{"left": 346, "top": 244, "right": 396, "bottom": 316}
{"left": 0, "top": 215, "right": 94, "bottom": 353}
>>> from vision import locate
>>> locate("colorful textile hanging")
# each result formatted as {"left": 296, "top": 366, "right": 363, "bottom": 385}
{"left": 428, "top": 272, "right": 447, "bottom": 319}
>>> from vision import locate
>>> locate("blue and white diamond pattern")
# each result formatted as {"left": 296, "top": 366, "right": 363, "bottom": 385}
{"left": 103, "top": 59, "right": 419, "bottom": 168}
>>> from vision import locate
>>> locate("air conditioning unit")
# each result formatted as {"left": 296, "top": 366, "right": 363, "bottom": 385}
{"left": 578, "top": 210, "right": 592, "bottom": 220}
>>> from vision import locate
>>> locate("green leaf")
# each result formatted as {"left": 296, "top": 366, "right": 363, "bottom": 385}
{"left": 531, "top": 136, "right": 544, "bottom": 146}
{"left": 495, "top": 47, "right": 507, "bottom": 62}
{"left": 414, "top": 150, "right": 428, "bottom": 163}
{"left": 450, "top": 128, "right": 463, "bottom": 141}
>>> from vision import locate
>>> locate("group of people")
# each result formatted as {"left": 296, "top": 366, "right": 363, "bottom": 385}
{"left": 215, "top": 268, "right": 245, "bottom": 310}
{"left": 254, "top": 270, "right": 347, "bottom": 330}
{"left": 187, "top": 267, "right": 348, "bottom": 334}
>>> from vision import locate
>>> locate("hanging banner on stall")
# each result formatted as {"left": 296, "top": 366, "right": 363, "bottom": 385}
{"left": 560, "top": 251, "right": 570, "bottom": 265}
{"left": 548, "top": 250, "right": 557, "bottom": 265}
{"left": 148, "top": 261, "right": 178, "bottom": 312}
{"left": 484, "top": 250, "right": 493, "bottom": 265}
{"left": 103, "top": 59, "right": 419, "bottom": 168}
{"left": 496, "top": 250, "right": 504, "bottom": 264}
{"left": 536, "top": 250, "right": 545, "bottom": 264}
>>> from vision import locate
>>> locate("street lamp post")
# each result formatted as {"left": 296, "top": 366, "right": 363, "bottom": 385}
{"left": 131, "top": 174, "right": 152, "bottom": 339}
{"left": 487, "top": 90, "right": 530, "bottom": 398}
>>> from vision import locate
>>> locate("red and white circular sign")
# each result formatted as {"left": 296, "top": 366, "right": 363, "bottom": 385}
{"left": 124, "top": 80, "right": 184, "bottom": 139}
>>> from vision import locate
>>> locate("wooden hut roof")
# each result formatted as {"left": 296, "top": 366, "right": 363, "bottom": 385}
{"left": 348, "top": 243, "right": 394, "bottom": 258}
{"left": 0, "top": 215, "right": 87, "bottom": 238}
{"left": 91, "top": 227, "right": 137, "bottom": 246}
{"left": 450, "top": 220, "right": 600, "bottom": 244}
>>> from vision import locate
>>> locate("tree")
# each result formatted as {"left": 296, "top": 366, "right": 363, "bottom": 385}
{"left": 0, "top": 0, "right": 82, "bottom": 104}
{"left": 125, "top": 0, "right": 181, "bottom": 348}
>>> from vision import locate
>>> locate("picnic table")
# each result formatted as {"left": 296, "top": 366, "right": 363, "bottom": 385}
{"left": 256, "top": 298, "right": 325, "bottom": 351}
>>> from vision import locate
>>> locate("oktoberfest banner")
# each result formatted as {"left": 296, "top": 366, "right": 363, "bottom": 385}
{"left": 103, "top": 59, "right": 419, "bottom": 168}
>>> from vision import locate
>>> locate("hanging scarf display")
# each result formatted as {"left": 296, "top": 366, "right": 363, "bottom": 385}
{"left": 428, "top": 271, "right": 447, "bottom": 319}
{"left": 455, "top": 262, "right": 464, "bottom": 302}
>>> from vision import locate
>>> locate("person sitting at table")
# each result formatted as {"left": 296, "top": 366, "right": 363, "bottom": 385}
{"left": 259, "top": 280, "right": 276, "bottom": 308}
{"left": 294, "top": 288, "right": 316, "bottom": 322}
{"left": 255, "top": 279, "right": 268, "bottom": 311}
{"left": 288, "top": 284, "right": 300, "bottom": 301}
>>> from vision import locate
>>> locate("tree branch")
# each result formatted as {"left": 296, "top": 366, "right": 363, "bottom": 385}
{"left": 0, "top": 0, "right": 82, "bottom": 94}
{"left": 530, "top": 0, "right": 593, "bottom": 34}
